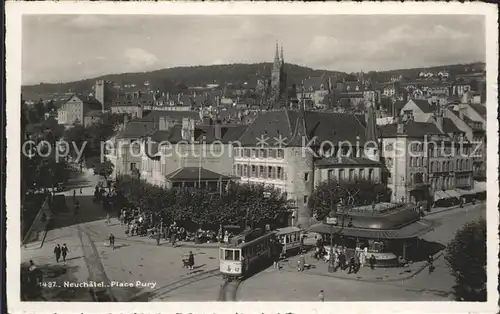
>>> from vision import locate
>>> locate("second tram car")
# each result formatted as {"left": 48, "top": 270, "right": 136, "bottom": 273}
{"left": 275, "top": 226, "right": 303, "bottom": 258}
{"left": 219, "top": 228, "right": 276, "bottom": 279}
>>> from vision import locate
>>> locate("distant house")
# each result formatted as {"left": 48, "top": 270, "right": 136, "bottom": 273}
{"left": 57, "top": 95, "right": 103, "bottom": 126}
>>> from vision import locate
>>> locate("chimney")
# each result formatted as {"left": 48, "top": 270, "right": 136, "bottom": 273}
{"left": 214, "top": 119, "right": 222, "bottom": 140}
{"left": 181, "top": 117, "right": 195, "bottom": 142}
{"left": 159, "top": 116, "right": 172, "bottom": 131}
{"left": 396, "top": 116, "right": 404, "bottom": 134}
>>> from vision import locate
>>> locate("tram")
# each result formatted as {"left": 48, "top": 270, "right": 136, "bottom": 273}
{"left": 275, "top": 226, "right": 303, "bottom": 257}
{"left": 219, "top": 228, "right": 276, "bottom": 279}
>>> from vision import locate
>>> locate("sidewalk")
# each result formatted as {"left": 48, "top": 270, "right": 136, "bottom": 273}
{"left": 21, "top": 214, "right": 94, "bottom": 301}
{"left": 280, "top": 249, "right": 443, "bottom": 283}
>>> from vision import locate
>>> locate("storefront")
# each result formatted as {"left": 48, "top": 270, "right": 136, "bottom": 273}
{"left": 308, "top": 203, "right": 439, "bottom": 268}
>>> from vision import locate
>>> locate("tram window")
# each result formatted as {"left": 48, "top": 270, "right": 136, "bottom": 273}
{"left": 225, "top": 249, "right": 234, "bottom": 260}
{"left": 235, "top": 250, "right": 240, "bottom": 261}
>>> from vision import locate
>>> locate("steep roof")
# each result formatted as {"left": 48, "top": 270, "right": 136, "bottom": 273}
{"left": 139, "top": 110, "right": 200, "bottom": 122}
{"left": 315, "top": 156, "right": 380, "bottom": 167}
{"left": 238, "top": 110, "right": 368, "bottom": 147}
{"left": 115, "top": 121, "right": 155, "bottom": 139}
{"left": 468, "top": 103, "right": 486, "bottom": 118}
{"left": 379, "top": 121, "right": 444, "bottom": 138}
{"left": 442, "top": 118, "right": 463, "bottom": 134}
{"left": 150, "top": 124, "right": 248, "bottom": 144}
{"left": 165, "top": 167, "right": 232, "bottom": 181}
{"left": 410, "top": 99, "right": 435, "bottom": 113}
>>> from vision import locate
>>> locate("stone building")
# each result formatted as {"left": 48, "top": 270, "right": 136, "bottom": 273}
{"left": 235, "top": 105, "right": 380, "bottom": 227}
{"left": 57, "top": 94, "right": 103, "bottom": 126}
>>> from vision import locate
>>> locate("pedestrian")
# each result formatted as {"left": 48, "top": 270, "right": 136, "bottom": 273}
{"left": 61, "top": 243, "right": 69, "bottom": 262}
{"left": 171, "top": 230, "right": 177, "bottom": 248}
{"left": 318, "top": 290, "right": 324, "bottom": 302}
{"left": 188, "top": 251, "right": 195, "bottom": 270}
{"left": 347, "top": 257, "right": 355, "bottom": 274}
{"left": 369, "top": 254, "right": 376, "bottom": 270}
{"left": 106, "top": 212, "right": 111, "bottom": 225}
{"left": 109, "top": 233, "right": 115, "bottom": 250}
{"left": 73, "top": 190, "right": 76, "bottom": 201}
{"left": 54, "top": 244, "right": 61, "bottom": 263}
{"left": 79, "top": 187, "right": 82, "bottom": 195}
{"left": 428, "top": 254, "right": 434, "bottom": 273}
{"left": 299, "top": 253, "right": 305, "bottom": 272}
{"left": 296, "top": 259, "right": 301, "bottom": 272}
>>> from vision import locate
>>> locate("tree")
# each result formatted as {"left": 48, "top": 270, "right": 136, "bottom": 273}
{"left": 309, "top": 180, "right": 391, "bottom": 221}
{"left": 444, "top": 219, "right": 486, "bottom": 301}
{"left": 93, "top": 160, "right": 114, "bottom": 180}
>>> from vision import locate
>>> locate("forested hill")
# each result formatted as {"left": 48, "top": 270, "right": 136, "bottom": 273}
{"left": 21, "top": 63, "right": 344, "bottom": 99}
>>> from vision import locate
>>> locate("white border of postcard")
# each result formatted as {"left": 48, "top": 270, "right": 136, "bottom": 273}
{"left": 6, "top": 1, "right": 499, "bottom": 314}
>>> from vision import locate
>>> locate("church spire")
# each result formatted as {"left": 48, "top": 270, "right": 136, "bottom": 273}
{"left": 280, "top": 45, "right": 284, "bottom": 65}
{"left": 275, "top": 41, "right": 280, "bottom": 62}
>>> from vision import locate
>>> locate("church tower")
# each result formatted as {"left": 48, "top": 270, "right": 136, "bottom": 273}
{"left": 269, "top": 42, "right": 287, "bottom": 108}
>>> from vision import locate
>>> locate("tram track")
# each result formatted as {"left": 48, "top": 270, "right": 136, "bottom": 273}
{"left": 128, "top": 269, "right": 220, "bottom": 301}
{"left": 218, "top": 279, "right": 241, "bottom": 301}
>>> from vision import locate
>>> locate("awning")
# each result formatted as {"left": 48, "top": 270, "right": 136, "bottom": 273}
{"left": 434, "top": 190, "right": 451, "bottom": 201}
{"left": 308, "top": 219, "right": 440, "bottom": 240}
{"left": 457, "top": 189, "right": 475, "bottom": 196}
{"left": 474, "top": 181, "right": 486, "bottom": 193}
{"left": 444, "top": 190, "right": 461, "bottom": 199}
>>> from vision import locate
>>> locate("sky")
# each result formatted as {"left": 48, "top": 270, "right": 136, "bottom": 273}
{"left": 22, "top": 14, "right": 485, "bottom": 85}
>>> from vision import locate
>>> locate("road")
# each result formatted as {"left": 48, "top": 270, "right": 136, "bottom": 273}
{"left": 21, "top": 169, "right": 219, "bottom": 301}
{"left": 236, "top": 203, "right": 486, "bottom": 301}
{"left": 21, "top": 169, "right": 486, "bottom": 302}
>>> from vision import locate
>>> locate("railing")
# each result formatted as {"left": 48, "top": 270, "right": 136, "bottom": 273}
{"left": 22, "top": 195, "right": 51, "bottom": 246}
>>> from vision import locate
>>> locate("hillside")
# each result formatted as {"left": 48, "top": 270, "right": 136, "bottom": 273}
{"left": 21, "top": 63, "right": 344, "bottom": 100}
{"left": 364, "top": 62, "right": 485, "bottom": 82}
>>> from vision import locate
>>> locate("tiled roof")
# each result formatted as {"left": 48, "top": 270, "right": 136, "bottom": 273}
{"left": 302, "top": 77, "right": 328, "bottom": 90}
{"left": 468, "top": 103, "right": 486, "bottom": 118}
{"left": 150, "top": 124, "right": 248, "bottom": 144}
{"left": 442, "top": 118, "right": 463, "bottom": 134}
{"left": 84, "top": 110, "right": 103, "bottom": 117}
{"left": 315, "top": 156, "right": 380, "bottom": 167}
{"left": 165, "top": 167, "right": 231, "bottom": 181}
{"left": 411, "top": 99, "right": 435, "bottom": 113}
{"left": 379, "top": 121, "right": 444, "bottom": 138}
{"left": 115, "top": 121, "right": 155, "bottom": 139}
{"left": 238, "top": 110, "right": 369, "bottom": 147}
{"left": 139, "top": 110, "right": 200, "bottom": 122}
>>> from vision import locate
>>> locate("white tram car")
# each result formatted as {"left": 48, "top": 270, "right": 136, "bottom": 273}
{"left": 275, "top": 226, "right": 303, "bottom": 257}
{"left": 219, "top": 228, "right": 276, "bottom": 279}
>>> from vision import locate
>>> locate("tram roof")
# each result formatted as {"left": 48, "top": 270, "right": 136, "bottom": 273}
{"left": 220, "top": 231, "right": 275, "bottom": 249}
{"left": 308, "top": 219, "right": 440, "bottom": 240}
{"left": 275, "top": 226, "right": 302, "bottom": 235}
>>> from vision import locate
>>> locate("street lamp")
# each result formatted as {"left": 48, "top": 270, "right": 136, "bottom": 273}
{"left": 325, "top": 212, "right": 337, "bottom": 273}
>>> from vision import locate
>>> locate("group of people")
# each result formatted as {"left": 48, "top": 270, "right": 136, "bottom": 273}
{"left": 313, "top": 239, "right": 378, "bottom": 273}
{"left": 53, "top": 243, "right": 69, "bottom": 263}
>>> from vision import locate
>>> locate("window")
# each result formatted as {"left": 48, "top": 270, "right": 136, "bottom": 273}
{"left": 224, "top": 249, "right": 234, "bottom": 261}
{"left": 277, "top": 149, "right": 284, "bottom": 159}
{"left": 251, "top": 149, "right": 257, "bottom": 158}
{"left": 130, "top": 163, "right": 136, "bottom": 171}
{"left": 243, "top": 165, "right": 248, "bottom": 177}
{"left": 268, "top": 149, "right": 277, "bottom": 158}
{"left": 328, "top": 170, "right": 335, "bottom": 180}
{"left": 234, "top": 250, "right": 240, "bottom": 261}
{"left": 359, "top": 169, "right": 365, "bottom": 179}
{"left": 349, "top": 169, "right": 354, "bottom": 181}
{"left": 259, "top": 166, "right": 265, "bottom": 178}
{"left": 304, "top": 172, "right": 309, "bottom": 182}
{"left": 339, "top": 169, "right": 345, "bottom": 181}
{"left": 368, "top": 169, "right": 373, "bottom": 182}
{"left": 277, "top": 167, "right": 283, "bottom": 180}
{"left": 268, "top": 166, "right": 273, "bottom": 179}
{"left": 237, "top": 164, "right": 241, "bottom": 176}
{"left": 251, "top": 165, "right": 257, "bottom": 177}
{"left": 303, "top": 195, "right": 309, "bottom": 205}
